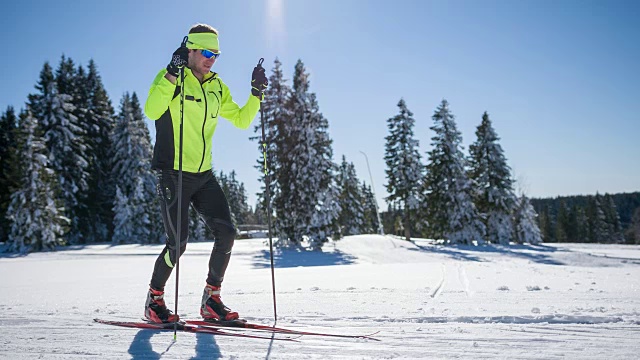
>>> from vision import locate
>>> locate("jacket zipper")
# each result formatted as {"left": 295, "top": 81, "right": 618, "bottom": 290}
{"left": 195, "top": 75, "right": 220, "bottom": 173}
{"left": 197, "top": 81, "right": 208, "bottom": 173}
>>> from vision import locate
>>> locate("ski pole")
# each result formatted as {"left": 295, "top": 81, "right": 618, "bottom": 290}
{"left": 174, "top": 35, "right": 188, "bottom": 339}
{"left": 258, "top": 57, "right": 277, "bottom": 323}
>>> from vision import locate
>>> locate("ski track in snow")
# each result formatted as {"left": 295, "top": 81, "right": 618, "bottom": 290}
{"left": 430, "top": 264, "right": 447, "bottom": 299}
{"left": 457, "top": 263, "right": 473, "bottom": 298}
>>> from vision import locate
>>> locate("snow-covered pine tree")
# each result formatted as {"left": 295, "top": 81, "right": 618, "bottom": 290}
{"left": 337, "top": 156, "right": 365, "bottom": 236}
{"left": 281, "top": 60, "right": 336, "bottom": 247}
{"left": 189, "top": 206, "right": 208, "bottom": 242}
{"left": 468, "top": 112, "right": 516, "bottom": 244}
{"left": 6, "top": 110, "right": 65, "bottom": 253}
{"left": 216, "top": 170, "right": 250, "bottom": 226}
{"left": 384, "top": 99, "right": 423, "bottom": 241}
{"left": 110, "top": 93, "right": 162, "bottom": 244}
{"left": 28, "top": 60, "right": 89, "bottom": 244}
{"left": 424, "top": 100, "right": 485, "bottom": 245}
{"left": 227, "top": 171, "right": 250, "bottom": 225}
{"left": 361, "top": 182, "right": 381, "bottom": 234}
{"left": 513, "top": 195, "right": 542, "bottom": 244}
{"left": 626, "top": 207, "right": 640, "bottom": 244}
{"left": 575, "top": 206, "right": 590, "bottom": 242}
{"left": 603, "top": 194, "right": 625, "bottom": 243}
{"left": 309, "top": 175, "right": 342, "bottom": 249}
{"left": 0, "top": 106, "right": 19, "bottom": 242}
{"left": 83, "top": 60, "right": 116, "bottom": 243}
{"left": 251, "top": 58, "right": 292, "bottom": 242}
{"left": 111, "top": 186, "right": 133, "bottom": 245}
{"left": 588, "top": 193, "right": 610, "bottom": 243}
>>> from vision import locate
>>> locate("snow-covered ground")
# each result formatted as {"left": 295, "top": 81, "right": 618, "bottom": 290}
{"left": 1, "top": 235, "right": 639, "bottom": 359}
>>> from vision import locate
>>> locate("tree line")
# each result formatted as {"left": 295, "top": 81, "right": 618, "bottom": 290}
{"left": 380, "top": 99, "right": 541, "bottom": 245}
{"left": 1, "top": 56, "right": 636, "bottom": 252}
{"left": 531, "top": 192, "right": 640, "bottom": 244}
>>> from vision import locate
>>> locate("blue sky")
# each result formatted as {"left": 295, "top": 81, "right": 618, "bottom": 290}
{"left": 1, "top": 0, "right": 639, "bottom": 208}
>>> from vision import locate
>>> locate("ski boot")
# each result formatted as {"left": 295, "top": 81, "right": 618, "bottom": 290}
{"left": 144, "top": 288, "right": 180, "bottom": 323}
{"left": 200, "top": 284, "right": 239, "bottom": 321}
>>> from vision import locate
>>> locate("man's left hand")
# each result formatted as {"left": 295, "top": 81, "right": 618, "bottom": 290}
{"left": 251, "top": 65, "right": 268, "bottom": 100}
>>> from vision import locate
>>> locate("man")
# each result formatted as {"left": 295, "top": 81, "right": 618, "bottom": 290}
{"left": 143, "top": 23, "right": 268, "bottom": 323}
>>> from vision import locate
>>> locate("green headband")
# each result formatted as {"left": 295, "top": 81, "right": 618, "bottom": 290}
{"left": 186, "top": 32, "right": 220, "bottom": 51}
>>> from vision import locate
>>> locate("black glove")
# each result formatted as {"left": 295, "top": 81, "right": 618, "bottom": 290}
{"left": 166, "top": 46, "right": 189, "bottom": 77}
{"left": 251, "top": 60, "right": 268, "bottom": 100}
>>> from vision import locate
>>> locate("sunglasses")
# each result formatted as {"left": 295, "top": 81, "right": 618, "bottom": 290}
{"left": 200, "top": 49, "right": 220, "bottom": 59}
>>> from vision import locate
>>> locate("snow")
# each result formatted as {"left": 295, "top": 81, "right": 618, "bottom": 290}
{"left": 1, "top": 235, "right": 639, "bottom": 359}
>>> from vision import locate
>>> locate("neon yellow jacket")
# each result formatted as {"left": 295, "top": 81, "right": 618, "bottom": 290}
{"left": 145, "top": 68, "right": 260, "bottom": 173}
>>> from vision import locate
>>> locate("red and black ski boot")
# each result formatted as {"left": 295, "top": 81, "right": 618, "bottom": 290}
{"left": 200, "top": 284, "right": 239, "bottom": 321}
{"left": 144, "top": 288, "right": 180, "bottom": 323}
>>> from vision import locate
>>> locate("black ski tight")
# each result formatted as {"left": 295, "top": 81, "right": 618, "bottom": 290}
{"left": 150, "top": 169, "right": 236, "bottom": 290}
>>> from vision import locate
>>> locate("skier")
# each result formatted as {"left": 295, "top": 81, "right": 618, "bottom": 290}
{"left": 142, "top": 23, "right": 268, "bottom": 323}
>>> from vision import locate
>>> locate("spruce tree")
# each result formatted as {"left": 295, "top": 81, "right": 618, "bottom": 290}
{"left": 588, "top": 194, "right": 609, "bottom": 243}
{"left": 35, "top": 57, "right": 91, "bottom": 244}
{"left": 468, "top": 112, "right": 516, "bottom": 244}
{"left": 513, "top": 195, "right": 542, "bottom": 244}
{"left": 384, "top": 99, "right": 423, "bottom": 241}
{"left": 111, "top": 186, "right": 133, "bottom": 245}
{"left": 309, "top": 175, "right": 342, "bottom": 248}
{"left": 110, "top": 93, "right": 162, "bottom": 244}
{"left": 626, "top": 207, "right": 640, "bottom": 244}
{"left": 337, "top": 156, "right": 365, "bottom": 236}
{"left": 189, "top": 206, "right": 208, "bottom": 242}
{"left": 555, "top": 201, "right": 569, "bottom": 243}
{"left": 6, "top": 110, "right": 64, "bottom": 253}
{"left": 251, "top": 58, "right": 292, "bottom": 243}
{"left": 603, "top": 194, "right": 625, "bottom": 243}
{"left": 0, "top": 107, "right": 19, "bottom": 242}
{"left": 280, "top": 60, "right": 337, "bottom": 246}
{"left": 361, "top": 182, "right": 381, "bottom": 234}
{"left": 424, "top": 100, "right": 485, "bottom": 245}
{"left": 84, "top": 60, "right": 116, "bottom": 242}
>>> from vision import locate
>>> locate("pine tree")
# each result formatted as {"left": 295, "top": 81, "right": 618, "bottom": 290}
{"left": 34, "top": 58, "right": 91, "bottom": 244}
{"left": 309, "top": 176, "right": 342, "bottom": 248}
{"left": 575, "top": 206, "right": 590, "bottom": 242}
{"left": 217, "top": 170, "right": 251, "bottom": 226}
{"left": 424, "top": 100, "right": 484, "bottom": 245}
{"left": 228, "top": 171, "right": 250, "bottom": 225}
{"left": 361, "top": 182, "right": 381, "bottom": 234}
{"left": 279, "top": 60, "right": 336, "bottom": 247}
{"left": 189, "top": 206, "right": 208, "bottom": 242}
{"left": 84, "top": 60, "right": 116, "bottom": 243}
{"left": 588, "top": 194, "right": 609, "bottom": 243}
{"left": 251, "top": 58, "right": 292, "bottom": 244}
{"left": 110, "top": 93, "right": 162, "bottom": 244}
{"left": 384, "top": 99, "right": 423, "bottom": 241}
{"left": 468, "top": 112, "right": 516, "bottom": 244}
{"left": 6, "top": 110, "right": 65, "bottom": 253}
{"left": 337, "top": 156, "right": 365, "bottom": 236}
{"left": 0, "top": 106, "right": 19, "bottom": 242}
{"left": 513, "top": 195, "right": 542, "bottom": 244}
{"left": 603, "top": 194, "right": 625, "bottom": 243}
{"left": 555, "top": 200, "right": 569, "bottom": 243}
{"left": 626, "top": 207, "right": 640, "bottom": 244}
{"left": 111, "top": 186, "right": 133, "bottom": 244}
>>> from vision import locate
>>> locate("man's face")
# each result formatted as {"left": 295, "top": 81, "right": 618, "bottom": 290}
{"left": 188, "top": 49, "right": 218, "bottom": 75}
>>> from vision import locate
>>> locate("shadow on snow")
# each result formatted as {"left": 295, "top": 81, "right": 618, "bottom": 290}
{"left": 251, "top": 248, "right": 357, "bottom": 269}
{"left": 409, "top": 241, "right": 566, "bottom": 265}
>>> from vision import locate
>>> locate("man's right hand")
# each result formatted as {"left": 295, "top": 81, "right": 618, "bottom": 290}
{"left": 166, "top": 46, "right": 189, "bottom": 78}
